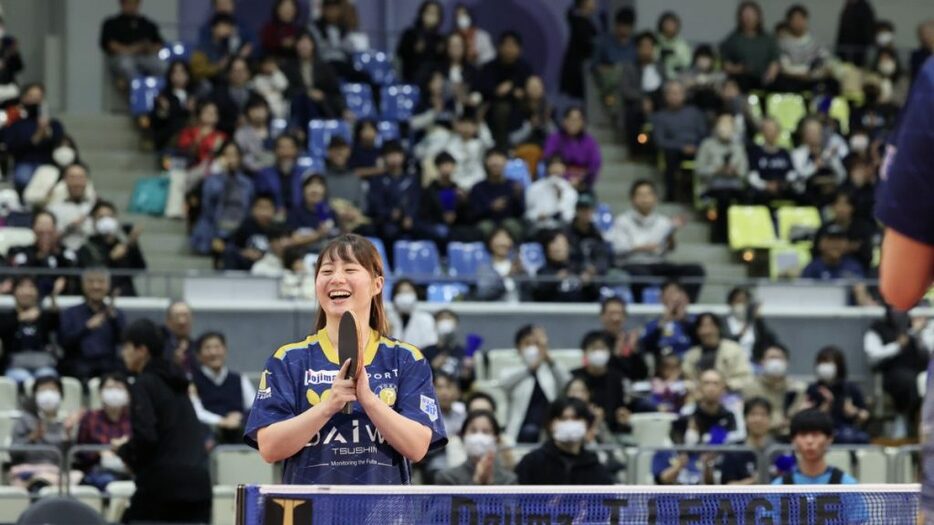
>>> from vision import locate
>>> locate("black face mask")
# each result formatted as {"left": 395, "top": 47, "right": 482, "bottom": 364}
{"left": 22, "top": 104, "right": 40, "bottom": 117}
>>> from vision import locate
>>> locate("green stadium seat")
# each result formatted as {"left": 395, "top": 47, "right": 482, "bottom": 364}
{"left": 728, "top": 206, "right": 777, "bottom": 250}
{"left": 766, "top": 93, "right": 807, "bottom": 134}
{"left": 776, "top": 206, "right": 822, "bottom": 242}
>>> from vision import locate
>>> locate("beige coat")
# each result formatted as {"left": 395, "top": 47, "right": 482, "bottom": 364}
{"left": 683, "top": 339, "right": 754, "bottom": 392}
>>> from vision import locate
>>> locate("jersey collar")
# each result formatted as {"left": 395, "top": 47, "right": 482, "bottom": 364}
{"left": 316, "top": 327, "right": 380, "bottom": 366}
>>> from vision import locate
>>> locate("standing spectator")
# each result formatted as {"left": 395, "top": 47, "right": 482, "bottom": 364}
{"left": 682, "top": 313, "right": 754, "bottom": 392}
{"left": 396, "top": 1, "right": 446, "bottom": 83}
{"left": 592, "top": 7, "right": 636, "bottom": 117}
{"left": 191, "top": 13, "right": 253, "bottom": 83}
{"left": 222, "top": 194, "right": 279, "bottom": 271}
{"left": 473, "top": 227, "right": 525, "bottom": 302}
{"left": 75, "top": 373, "right": 131, "bottom": 491}
{"left": 480, "top": 31, "right": 534, "bottom": 147}
{"left": 435, "top": 411, "right": 516, "bottom": 485}
{"left": 619, "top": 31, "right": 666, "bottom": 154}
{"left": 190, "top": 141, "right": 255, "bottom": 255}
{"left": 533, "top": 231, "right": 600, "bottom": 303}
{"left": 365, "top": 141, "right": 420, "bottom": 246}
{"left": 814, "top": 192, "right": 876, "bottom": 271}
{"left": 723, "top": 287, "right": 779, "bottom": 362}
{"left": 163, "top": 301, "right": 194, "bottom": 374}
{"left": 571, "top": 331, "right": 633, "bottom": 433}
{"left": 719, "top": 1, "right": 779, "bottom": 91}
{"left": 190, "top": 331, "right": 255, "bottom": 444}
{"left": 11, "top": 376, "right": 80, "bottom": 492}
{"left": 0, "top": 14, "right": 24, "bottom": 103}
{"left": 468, "top": 148, "right": 525, "bottom": 240}
{"left": 721, "top": 397, "right": 774, "bottom": 484}
{"left": 47, "top": 163, "right": 96, "bottom": 253}
{"left": 748, "top": 118, "right": 797, "bottom": 205}
{"left": 742, "top": 344, "right": 805, "bottom": 437}
{"left": 452, "top": 4, "right": 495, "bottom": 66}
{"left": 99, "top": 0, "right": 166, "bottom": 88}
{"left": 7, "top": 212, "right": 79, "bottom": 297}
{"left": 542, "top": 107, "right": 602, "bottom": 191}
{"left": 284, "top": 32, "right": 345, "bottom": 128}
{"left": 78, "top": 201, "right": 146, "bottom": 297}
{"left": 596, "top": 296, "right": 648, "bottom": 381}
{"left": 0, "top": 276, "right": 62, "bottom": 382}
{"left": 525, "top": 156, "right": 578, "bottom": 234}
{"left": 775, "top": 5, "right": 833, "bottom": 94}
{"left": 210, "top": 57, "right": 260, "bottom": 136}
{"left": 500, "top": 325, "right": 570, "bottom": 443}
{"left": 791, "top": 116, "right": 848, "bottom": 205}
{"left": 559, "top": 0, "right": 598, "bottom": 101}
{"left": 254, "top": 134, "right": 304, "bottom": 214}
{"left": 260, "top": 0, "right": 301, "bottom": 59}
{"left": 656, "top": 12, "right": 693, "bottom": 78}
{"left": 417, "top": 152, "right": 479, "bottom": 247}
{"left": 150, "top": 61, "right": 196, "bottom": 151}
{"left": 6, "top": 83, "right": 64, "bottom": 194}
{"left": 176, "top": 100, "right": 227, "bottom": 168}
{"left": 836, "top": 0, "right": 876, "bottom": 66}
{"left": 639, "top": 280, "right": 695, "bottom": 358}
{"left": 803, "top": 346, "right": 870, "bottom": 444}
{"left": 650, "top": 81, "right": 708, "bottom": 202}
{"left": 771, "top": 409, "right": 858, "bottom": 484}
{"left": 386, "top": 279, "right": 438, "bottom": 351}
{"left": 608, "top": 180, "right": 705, "bottom": 302}
{"left": 59, "top": 268, "right": 125, "bottom": 381}
{"left": 287, "top": 175, "right": 339, "bottom": 253}
{"left": 234, "top": 97, "right": 275, "bottom": 175}
{"left": 910, "top": 20, "right": 934, "bottom": 82}
{"left": 694, "top": 114, "right": 749, "bottom": 242}
{"left": 515, "top": 398, "right": 613, "bottom": 485}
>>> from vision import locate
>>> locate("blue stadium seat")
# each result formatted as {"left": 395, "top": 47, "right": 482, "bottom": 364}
{"left": 600, "top": 286, "right": 635, "bottom": 305}
{"left": 129, "top": 76, "right": 165, "bottom": 117}
{"left": 307, "top": 120, "right": 352, "bottom": 160}
{"left": 296, "top": 156, "right": 325, "bottom": 174}
{"left": 447, "top": 242, "right": 491, "bottom": 278}
{"left": 641, "top": 286, "right": 662, "bottom": 305}
{"left": 341, "top": 83, "right": 376, "bottom": 120}
{"left": 504, "top": 159, "right": 531, "bottom": 189}
{"left": 376, "top": 120, "right": 400, "bottom": 144}
{"left": 427, "top": 282, "right": 470, "bottom": 303}
{"left": 393, "top": 240, "right": 441, "bottom": 279}
{"left": 270, "top": 117, "right": 289, "bottom": 137}
{"left": 518, "top": 243, "right": 545, "bottom": 276}
{"left": 352, "top": 51, "right": 396, "bottom": 86}
{"left": 158, "top": 42, "right": 191, "bottom": 62}
{"left": 380, "top": 85, "right": 420, "bottom": 121}
{"left": 365, "top": 236, "right": 392, "bottom": 276}
{"left": 595, "top": 203, "right": 614, "bottom": 234}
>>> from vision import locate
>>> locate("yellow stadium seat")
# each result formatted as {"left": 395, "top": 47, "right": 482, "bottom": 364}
{"left": 829, "top": 97, "right": 851, "bottom": 135}
{"left": 776, "top": 206, "right": 822, "bottom": 242}
{"left": 766, "top": 93, "right": 807, "bottom": 134}
{"left": 728, "top": 206, "right": 776, "bottom": 250}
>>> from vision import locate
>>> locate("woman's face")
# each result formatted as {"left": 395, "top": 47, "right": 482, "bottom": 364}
{"left": 277, "top": 0, "right": 297, "bottom": 23}
{"left": 525, "top": 76, "right": 545, "bottom": 100}
{"left": 563, "top": 110, "right": 585, "bottom": 135}
{"left": 170, "top": 64, "right": 189, "bottom": 88}
{"left": 359, "top": 123, "right": 377, "bottom": 144}
{"left": 229, "top": 59, "right": 250, "bottom": 86}
{"left": 447, "top": 34, "right": 466, "bottom": 62}
{"left": 315, "top": 254, "right": 383, "bottom": 320}
{"left": 546, "top": 234, "right": 570, "bottom": 263}
{"left": 395, "top": 282, "right": 416, "bottom": 298}
{"left": 422, "top": 3, "right": 442, "bottom": 29}
{"left": 661, "top": 17, "right": 679, "bottom": 38}
{"left": 297, "top": 36, "right": 315, "bottom": 58}
{"left": 14, "top": 280, "right": 38, "bottom": 308}
{"left": 221, "top": 144, "right": 241, "bottom": 171}
{"left": 304, "top": 180, "right": 326, "bottom": 205}
{"left": 247, "top": 105, "right": 269, "bottom": 125}
{"left": 740, "top": 5, "right": 759, "bottom": 31}
{"left": 489, "top": 231, "right": 513, "bottom": 258}
{"left": 697, "top": 316, "right": 721, "bottom": 347}
{"left": 566, "top": 380, "right": 590, "bottom": 403}
{"left": 200, "top": 104, "right": 219, "bottom": 127}
{"left": 465, "top": 416, "right": 496, "bottom": 437}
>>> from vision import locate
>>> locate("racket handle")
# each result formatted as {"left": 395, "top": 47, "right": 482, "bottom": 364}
{"left": 342, "top": 402, "right": 353, "bottom": 414}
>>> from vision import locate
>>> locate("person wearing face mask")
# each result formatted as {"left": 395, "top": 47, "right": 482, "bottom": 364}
{"left": 870, "top": 45, "right": 903, "bottom": 104}
{"left": 436, "top": 410, "right": 516, "bottom": 485}
{"left": 387, "top": 279, "right": 439, "bottom": 351}
{"left": 75, "top": 373, "right": 132, "bottom": 491}
{"left": 78, "top": 200, "right": 146, "bottom": 297}
{"left": 515, "top": 397, "right": 613, "bottom": 485}
{"left": 742, "top": 344, "right": 805, "bottom": 436}
{"left": 396, "top": 1, "right": 446, "bottom": 84}
{"left": 452, "top": 4, "right": 494, "bottom": 66}
{"left": 571, "top": 331, "right": 642, "bottom": 433}
{"left": 695, "top": 113, "right": 749, "bottom": 242}
{"left": 802, "top": 345, "right": 870, "bottom": 444}
{"left": 683, "top": 313, "right": 753, "bottom": 393}
{"left": 501, "top": 325, "right": 571, "bottom": 443}
{"left": 422, "top": 309, "right": 475, "bottom": 389}
{"left": 723, "top": 287, "right": 779, "bottom": 362}
{"left": 23, "top": 136, "right": 94, "bottom": 210}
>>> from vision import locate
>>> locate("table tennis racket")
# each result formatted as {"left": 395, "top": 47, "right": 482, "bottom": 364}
{"left": 338, "top": 311, "right": 358, "bottom": 414}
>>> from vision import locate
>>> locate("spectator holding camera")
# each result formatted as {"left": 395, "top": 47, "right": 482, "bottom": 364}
{"left": 78, "top": 201, "right": 146, "bottom": 297}
{"left": 803, "top": 346, "right": 870, "bottom": 444}
{"left": 640, "top": 280, "right": 696, "bottom": 358}
{"left": 723, "top": 287, "right": 779, "bottom": 362}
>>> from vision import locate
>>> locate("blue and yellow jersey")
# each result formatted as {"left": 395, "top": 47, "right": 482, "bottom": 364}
{"left": 244, "top": 328, "right": 448, "bottom": 485}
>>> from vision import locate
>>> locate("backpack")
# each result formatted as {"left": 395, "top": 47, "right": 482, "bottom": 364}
{"left": 782, "top": 466, "right": 844, "bottom": 484}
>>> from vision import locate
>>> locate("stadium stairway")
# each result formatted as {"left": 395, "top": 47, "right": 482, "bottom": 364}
{"left": 591, "top": 125, "right": 745, "bottom": 304}
{"left": 59, "top": 113, "right": 213, "bottom": 298}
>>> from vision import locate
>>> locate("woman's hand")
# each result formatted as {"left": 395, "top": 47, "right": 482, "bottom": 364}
{"left": 472, "top": 451, "right": 495, "bottom": 485}
{"left": 355, "top": 361, "right": 378, "bottom": 408}
{"left": 324, "top": 359, "right": 358, "bottom": 416}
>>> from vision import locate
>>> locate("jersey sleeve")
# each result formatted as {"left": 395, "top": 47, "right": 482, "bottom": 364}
{"left": 395, "top": 345, "right": 448, "bottom": 452}
{"left": 243, "top": 352, "right": 299, "bottom": 449}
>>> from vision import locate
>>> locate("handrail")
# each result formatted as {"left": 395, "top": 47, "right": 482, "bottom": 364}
{"left": 2, "top": 444, "right": 66, "bottom": 495}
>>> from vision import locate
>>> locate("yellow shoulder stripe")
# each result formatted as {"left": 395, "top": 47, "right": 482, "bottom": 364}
{"left": 273, "top": 335, "right": 316, "bottom": 360}
{"left": 380, "top": 337, "right": 424, "bottom": 361}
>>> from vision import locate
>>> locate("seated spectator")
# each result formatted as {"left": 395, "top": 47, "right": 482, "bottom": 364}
{"left": 571, "top": 331, "right": 634, "bottom": 433}
{"left": 422, "top": 309, "right": 474, "bottom": 389}
{"left": 608, "top": 180, "right": 705, "bottom": 302}
{"left": 75, "top": 373, "right": 131, "bottom": 491}
{"left": 365, "top": 140, "right": 420, "bottom": 245}
{"left": 563, "top": 378, "right": 622, "bottom": 449}
{"left": 850, "top": 83, "right": 898, "bottom": 140}
{"left": 803, "top": 345, "right": 870, "bottom": 444}
{"left": 252, "top": 56, "right": 290, "bottom": 120}
{"left": 791, "top": 116, "right": 848, "bottom": 205}
{"left": 656, "top": 12, "right": 693, "bottom": 78}
{"left": 771, "top": 409, "right": 857, "bottom": 484}
{"left": 46, "top": 163, "right": 95, "bottom": 252}
{"left": 480, "top": 31, "right": 533, "bottom": 147}
{"left": 649, "top": 354, "right": 689, "bottom": 412}
{"left": 468, "top": 148, "right": 524, "bottom": 241}
{"left": 197, "top": 0, "right": 257, "bottom": 63}
{"left": 435, "top": 410, "right": 516, "bottom": 485}
{"left": 0, "top": 276, "right": 61, "bottom": 382}
{"left": 287, "top": 174, "right": 339, "bottom": 253}
{"left": 176, "top": 100, "right": 227, "bottom": 168}
{"left": 387, "top": 279, "right": 438, "bottom": 351}
{"left": 473, "top": 227, "right": 526, "bottom": 302}
{"left": 210, "top": 57, "right": 261, "bottom": 135}
{"left": 742, "top": 344, "right": 805, "bottom": 437}
{"left": 775, "top": 6, "right": 834, "bottom": 94}
{"left": 910, "top": 20, "right": 934, "bottom": 82}
{"left": 558, "top": 0, "right": 598, "bottom": 101}
{"left": 349, "top": 120, "right": 382, "bottom": 179}
{"left": 515, "top": 397, "right": 613, "bottom": 485}
{"left": 839, "top": 159, "right": 876, "bottom": 224}
{"left": 507, "top": 75, "right": 556, "bottom": 168}
{"left": 260, "top": 0, "right": 301, "bottom": 59}
{"left": 234, "top": 97, "right": 275, "bottom": 175}
{"left": 59, "top": 268, "right": 125, "bottom": 380}
{"left": 221, "top": 193, "right": 278, "bottom": 271}
{"left": 533, "top": 231, "right": 600, "bottom": 303}
{"left": 163, "top": 301, "right": 195, "bottom": 374}
{"left": 592, "top": 7, "right": 636, "bottom": 118}
{"left": 695, "top": 114, "right": 749, "bottom": 242}
{"left": 429, "top": 31, "right": 480, "bottom": 102}
{"left": 721, "top": 397, "right": 774, "bottom": 484}
{"left": 306, "top": 0, "right": 361, "bottom": 76}
{"left": 190, "top": 141, "right": 255, "bottom": 256}
{"left": 801, "top": 224, "right": 865, "bottom": 280}
{"left": 8, "top": 211, "right": 79, "bottom": 296}
{"left": 639, "top": 280, "right": 696, "bottom": 358}
{"left": 396, "top": 1, "right": 446, "bottom": 84}
{"left": 279, "top": 249, "right": 316, "bottom": 300}
{"left": 11, "top": 376, "right": 80, "bottom": 492}
{"left": 283, "top": 32, "right": 345, "bottom": 129}
{"left": 542, "top": 107, "right": 602, "bottom": 191}
{"left": 679, "top": 45, "right": 726, "bottom": 114}
{"left": 595, "top": 296, "right": 647, "bottom": 381}
{"left": 564, "top": 194, "right": 611, "bottom": 277}
{"left": 190, "top": 331, "right": 255, "bottom": 444}
{"left": 0, "top": 15, "right": 24, "bottom": 103}
{"left": 411, "top": 72, "right": 458, "bottom": 155}
{"left": 254, "top": 134, "right": 304, "bottom": 215}
{"left": 451, "top": 4, "right": 495, "bottom": 66}
{"left": 813, "top": 192, "right": 876, "bottom": 271}
{"left": 525, "top": 156, "right": 578, "bottom": 234}
{"left": 417, "top": 152, "right": 480, "bottom": 247}
{"left": 437, "top": 109, "right": 493, "bottom": 192}
{"left": 723, "top": 287, "right": 779, "bottom": 361}
{"left": 650, "top": 81, "right": 707, "bottom": 202}
{"left": 871, "top": 46, "right": 902, "bottom": 105}
{"left": 77, "top": 201, "right": 146, "bottom": 297}
{"left": 250, "top": 225, "right": 291, "bottom": 277}
{"left": 435, "top": 371, "right": 467, "bottom": 440}
{"left": 719, "top": 1, "right": 779, "bottom": 91}
{"left": 25, "top": 134, "right": 86, "bottom": 210}
{"left": 864, "top": 308, "right": 930, "bottom": 438}
{"left": 191, "top": 13, "right": 253, "bottom": 83}
{"left": 98, "top": 0, "right": 166, "bottom": 88}
{"left": 500, "top": 325, "right": 570, "bottom": 443}
{"left": 682, "top": 312, "right": 753, "bottom": 392}
{"left": 151, "top": 61, "right": 197, "bottom": 151}
{"left": 7, "top": 83, "right": 64, "bottom": 194}
{"left": 748, "top": 118, "right": 797, "bottom": 205}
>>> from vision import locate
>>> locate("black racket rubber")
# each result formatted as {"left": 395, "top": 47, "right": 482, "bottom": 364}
{"left": 338, "top": 311, "right": 358, "bottom": 414}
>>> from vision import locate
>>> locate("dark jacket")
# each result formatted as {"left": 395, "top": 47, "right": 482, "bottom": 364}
{"left": 479, "top": 57, "right": 534, "bottom": 102}
{"left": 395, "top": 26, "right": 446, "bottom": 83}
{"left": 559, "top": 9, "right": 598, "bottom": 98}
{"left": 515, "top": 440, "right": 614, "bottom": 485}
{"left": 77, "top": 234, "right": 147, "bottom": 297}
{"left": 282, "top": 58, "right": 344, "bottom": 118}
{"left": 117, "top": 360, "right": 211, "bottom": 503}
{"left": 467, "top": 177, "right": 524, "bottom": 223}
{"left": 209, "top": 83, "right": 261, "bottom": 135}
{"left": 5, "top": 117, "right": 64, "bottom": 164}
{"left": 366, "top": 171, "right": 420, "bottom": 224}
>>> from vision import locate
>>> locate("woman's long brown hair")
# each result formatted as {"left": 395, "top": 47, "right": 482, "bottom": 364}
{"left": 313, "top": 234, "right": 389, "bottom": 336}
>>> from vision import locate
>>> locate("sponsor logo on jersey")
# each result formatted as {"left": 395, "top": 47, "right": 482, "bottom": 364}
{"left": 256, "top": 370, "right": 272, "bottom": 399}
{"left": 377, "top": 385, "right": 397, "bottom": 406}
{"left": 305, "top": 369, "right": 340, "bottom": 386}
{"left": 420, "top": 394, "right": 438, "bottom": 422}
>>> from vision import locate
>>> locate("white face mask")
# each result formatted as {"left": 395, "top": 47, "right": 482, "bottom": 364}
{"left": 101, "top": 387, "right": 129, "bottom": 409}
{"left": 552, "top": 419, "right": 588, "bottom": 443}
{"left": 816, "top": 362, "right": 837, "bottom": 382}
{"left": 456, "top": 14, "right": 472, "bottom": 30}
{"left": 587, "top": 349, "right": 610, "bottom": 368}
{"left": 878, "top": 60, "right": 896, "bottom": 76}
{"left": 876, "top": 31, "right": 894, "bottom": 46}
{"left": 95, "top": 216, "right": 119, "bottom": 236}
{"left": 684, "top": 427, "right": 700, "bottom": 446}
{"left": 394, "top": 292, "right": 417, "bottom": 313}
{"left": 849, "top": 135, "right": 869, "bottom": 153}
{"left": 521, "top": 345, "right": 540, "bottom": 366}
{"left": 463, "top": 432, "right": 496, "bottom": 458}
{"left": 52, "top": 146, "right": 76, "bottom": 167}
{"left": 731, "top": 304, "right": 747, "bottom": 321}
{"left": 436, "top": 318, "right": 457, "bottom": 336}
{"left": 36, "top": 389, "right": 62, "bottom": 413}
{"left": 762, "top": 358, "right": 787, "bottom": 378}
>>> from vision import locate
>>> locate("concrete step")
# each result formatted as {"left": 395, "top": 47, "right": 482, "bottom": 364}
{"left": 127, "top": 214, "right": 187, "bottom": 235}
{"left": 59, "top": 113, "right": 137, "bottom": 132}
{"left": 138, "top": 232, "right": 191, "bottom": 255}
{"left": 82, "top": 151, "right": 156, "bottom": 174}
{"left": 704, "top": 262, "right": 748, "bottom": 280}
{"left": 676, "top": 222, "right": 711, "bottom": 244}
{"left": 146, "top": 253, "right": 213, "bottom": 272}
{"left": 669, "top": 242, "right": 734, "bottom": 265}
{"left": 90, "top": 169, "right": 157, "bottom": 192}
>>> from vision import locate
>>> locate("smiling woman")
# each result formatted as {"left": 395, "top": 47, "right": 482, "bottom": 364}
{"left": 244, "top": 234, "right": 448, "bottom": 485}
